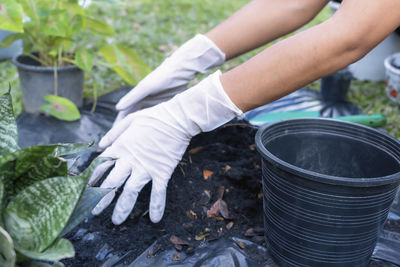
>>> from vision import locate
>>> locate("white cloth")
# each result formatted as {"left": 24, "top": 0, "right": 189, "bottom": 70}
{"left": 89, "top": 71, "right": 242, "bottom": 225}
{"left": 114, "top": 34, "right": 226, "bottom": 123}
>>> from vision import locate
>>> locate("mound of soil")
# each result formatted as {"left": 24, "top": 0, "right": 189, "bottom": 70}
{"left": 63, "top": 122, "right": 399, "bottom": 267}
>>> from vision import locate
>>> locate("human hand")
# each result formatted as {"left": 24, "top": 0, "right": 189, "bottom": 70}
{"left": 114, "top": 34, "right": 225, "bottom": 123}
{"left": 89, "top": 71, "right": 242, "bottom": 224}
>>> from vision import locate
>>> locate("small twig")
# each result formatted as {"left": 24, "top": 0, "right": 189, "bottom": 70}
{"left": 179, "top": 164, "right": 185, "bottom": 177}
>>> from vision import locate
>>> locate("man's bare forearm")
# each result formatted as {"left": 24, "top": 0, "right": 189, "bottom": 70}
{"left": 205, "top": 0, "right": 330, "bottom": 60}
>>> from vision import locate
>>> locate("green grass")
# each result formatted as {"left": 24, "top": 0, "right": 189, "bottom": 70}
{"left": 0, "top": 0, "right": 399, "bottom": 137}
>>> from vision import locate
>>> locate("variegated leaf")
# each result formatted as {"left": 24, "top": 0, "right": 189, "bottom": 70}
{"left": 0, "top": 226, "right": 16, "bottom": 267}
{"left": 4, "top": 176, "right": 86, "bottom": 252}
{"left": 52, "top": 143, "right": 90, "bottom": 157}
{"left": 11, "top": 157, "right": 68, "bottom": 198}
{"left": 0, "top": 92, "right": 19, "bottom": 158}
{"left": 16, "top": 238, "right": 74, "bottom": 262}
{"left": 60, "top": 187, "right": 111, "bottom": 237}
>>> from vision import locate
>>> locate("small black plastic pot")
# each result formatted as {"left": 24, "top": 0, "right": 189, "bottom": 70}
{"left": 320, "top": 68, "right": 353, "bottom": 103}
{"left": 12, "top": 54, "right": 84, "bottom": 113}
{"left": 255, "top": 118, "right": 400, "bottom": 267}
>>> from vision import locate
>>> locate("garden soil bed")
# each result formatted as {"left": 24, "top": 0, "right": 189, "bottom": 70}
{"left": 62, "top": 121, "right": 400, "bottom": 267}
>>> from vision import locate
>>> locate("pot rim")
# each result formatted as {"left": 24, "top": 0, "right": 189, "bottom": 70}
{"left": 384, "top": 52, "right": 400, "bottom": 75}
{"left": 255, "top": 118, "right": 400, "bottom": 187}
{"left": 12, "top": 54, "right": 81, "bottom": 73}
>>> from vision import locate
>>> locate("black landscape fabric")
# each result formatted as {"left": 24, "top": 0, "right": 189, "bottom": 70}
{"left": 17, "top": 88, "right": 400, "bottom": 267}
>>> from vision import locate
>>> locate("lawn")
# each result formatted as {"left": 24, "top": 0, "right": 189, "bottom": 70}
{"left": 0, "top": 0, "right": 398, "bottom": 137}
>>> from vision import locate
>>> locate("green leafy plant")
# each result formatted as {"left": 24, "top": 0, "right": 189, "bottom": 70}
{"left": 0, "top": 89, "right": 111, "bottom": 266}
{"left": 0, "top": 0, "right": 151, "bottom": 120}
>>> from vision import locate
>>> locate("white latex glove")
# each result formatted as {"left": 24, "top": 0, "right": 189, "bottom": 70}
{"left": 89, "top": 71, "right": 242, "bottom": 224}
{"left": 114, "top": 34, "right": 225, "bottom": 123}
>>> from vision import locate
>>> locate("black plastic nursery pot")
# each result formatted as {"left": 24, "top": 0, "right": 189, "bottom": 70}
{"left": 255, "top": 118, "right": 400, "bottom": 267}
{"left": 12, "top": 54, "right": 84, "bottom": 113}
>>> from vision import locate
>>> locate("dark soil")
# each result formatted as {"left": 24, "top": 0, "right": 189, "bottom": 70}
{"left": 62, "top": 122, "right": 400, "bottom": 267}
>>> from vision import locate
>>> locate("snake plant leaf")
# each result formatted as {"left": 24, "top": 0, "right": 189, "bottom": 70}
{"left": 39, "top": 95, "right": 81, "bottom": 121}
{"left": 16, "top": 238, "right": 74, "bottom": 262}
{"left": 0, "top": 92, "right": 19, "bottom": 158}
{"left": 0, "top": 226, "right": 16, "bottom": 267}
{"left": 99, "top": 44, "right": 151, "bottom": 85}
{"left": 0, "top": 33, "right": 24, "bottom": 48}
{"left": 0, "top": 0, "right": 24, "bottom": 33}
{"left": 11, "top": 157, "right": 68, "bottom": 198}
{"left": 85, "top": 17, "right": 115, "bottom": 36}
{"left": 52, "top": 142, "right": 91, "bottom": 157}
{"left": 75, "top": 49, "right": 93, "bottom": 72}
{"left": 4, "top": 176, "right": 86, "bottom": 252}
{"left": 60, "top": 187, "right": 111, "bottom": 237}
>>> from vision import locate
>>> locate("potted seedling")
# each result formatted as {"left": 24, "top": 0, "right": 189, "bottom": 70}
{"left": 0, "top": 0, "right": 151, "bottom": 120}
{"left": 0, "top": 88, "right": 111, "bottom": 266}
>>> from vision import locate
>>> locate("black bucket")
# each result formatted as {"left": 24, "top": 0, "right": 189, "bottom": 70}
{"left": 255, "top": 118, "right": 400, "bottom": 266}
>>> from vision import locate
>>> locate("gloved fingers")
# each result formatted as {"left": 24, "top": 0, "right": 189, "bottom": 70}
{"left": 149, "top": 178, "right": 169, "bottom": 223}
{"left": 99, "top": 114, "right": 136, "bottom": 149}
{"left": 91, "top": 160, "right": 132, "bottom": 215}
{"left": 100, "top": 159, "right": 132, "bottom": 189}
{"left": 92, "top": 188, "right": 116, "bottom": 215}
{"left": 88, "top": 160, "right": 115, "bottom": 186}
{"left": 116, "top": 85, "right": 149, "bottom": 111}
{"left": 114, "top": 108, "right": 134, "bottom": 126}
{"left": 111, "top": 167, "right": 151, "bottom": 225}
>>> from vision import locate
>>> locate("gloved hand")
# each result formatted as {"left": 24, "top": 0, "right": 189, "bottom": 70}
{"left": 114, "top": 34, "right": 225, "bottom": 123}
{"left": 89, "top": 71, "right": 242, "bottom": 224}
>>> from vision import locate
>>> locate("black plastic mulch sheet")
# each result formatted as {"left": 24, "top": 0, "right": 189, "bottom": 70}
{"left": 16, "top": 87, "right": 400, "bottom": 267}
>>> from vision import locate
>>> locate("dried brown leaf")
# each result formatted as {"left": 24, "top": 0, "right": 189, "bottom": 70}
{"left": 195, "top": 232, "right": 210, "bottom": 241}
{"left": 203, "top": 169, "right": 213, "bottom": 180}
{"left": 219, "top": 200, "right": 230, "bottom": 219}
{"left": 172, "top": 252, "right": 181, "bottom": 261}
{"left": 224, "top": 165, "right": 231, "bottom": 172}
{"left": 170, "top": 235, "right": 190, "bottom": 246}
{"left": 189, "top": 146, "right": 204, "bottom": 154}
{"left": 206, "top": 200, "right": 220, "bottom": 218}
{"left": 226, "top": 221, "right": 234, "bottom": 230}
{"left": 245, "top": 228, "right": 255, "bottom": 237}
{"left": 186, "top": 210, "right": 198, "bottom": 220}
{"left": 236, "top": 241, "right": 246, "bottom": 249}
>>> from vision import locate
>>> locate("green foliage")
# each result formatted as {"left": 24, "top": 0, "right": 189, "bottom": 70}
{"left": 0, "top": 91, "right": 111, "bottom": 265}
{"left": 39, "top": 95, "right": 81, "bottom": 121}
{"left": 0, "top": 0, "right": 150, "bottom": 84}
{"left": 0, "top": 0, "right": 151, "bottom": 120}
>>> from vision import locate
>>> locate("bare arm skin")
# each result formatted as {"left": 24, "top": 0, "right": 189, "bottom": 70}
{"left": 220, "top": 0, "right": 400, "bottom": 112}
{"left": 206, "top": 0, "right": 330, "bottom": 60}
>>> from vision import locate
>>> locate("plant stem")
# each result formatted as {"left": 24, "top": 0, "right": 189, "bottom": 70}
{"left": 26, "top": 53, "right": 47, "bottom": 66}
{"left": 91, "top": 86, "right": 98, "bottom": 113}
{"left": 54, "top": 62, "right": 58, "bottom": 96}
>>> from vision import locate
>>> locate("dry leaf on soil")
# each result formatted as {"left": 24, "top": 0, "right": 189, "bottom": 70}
{"left": 203, "top": 170, "right": 213, "bottom": 180}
